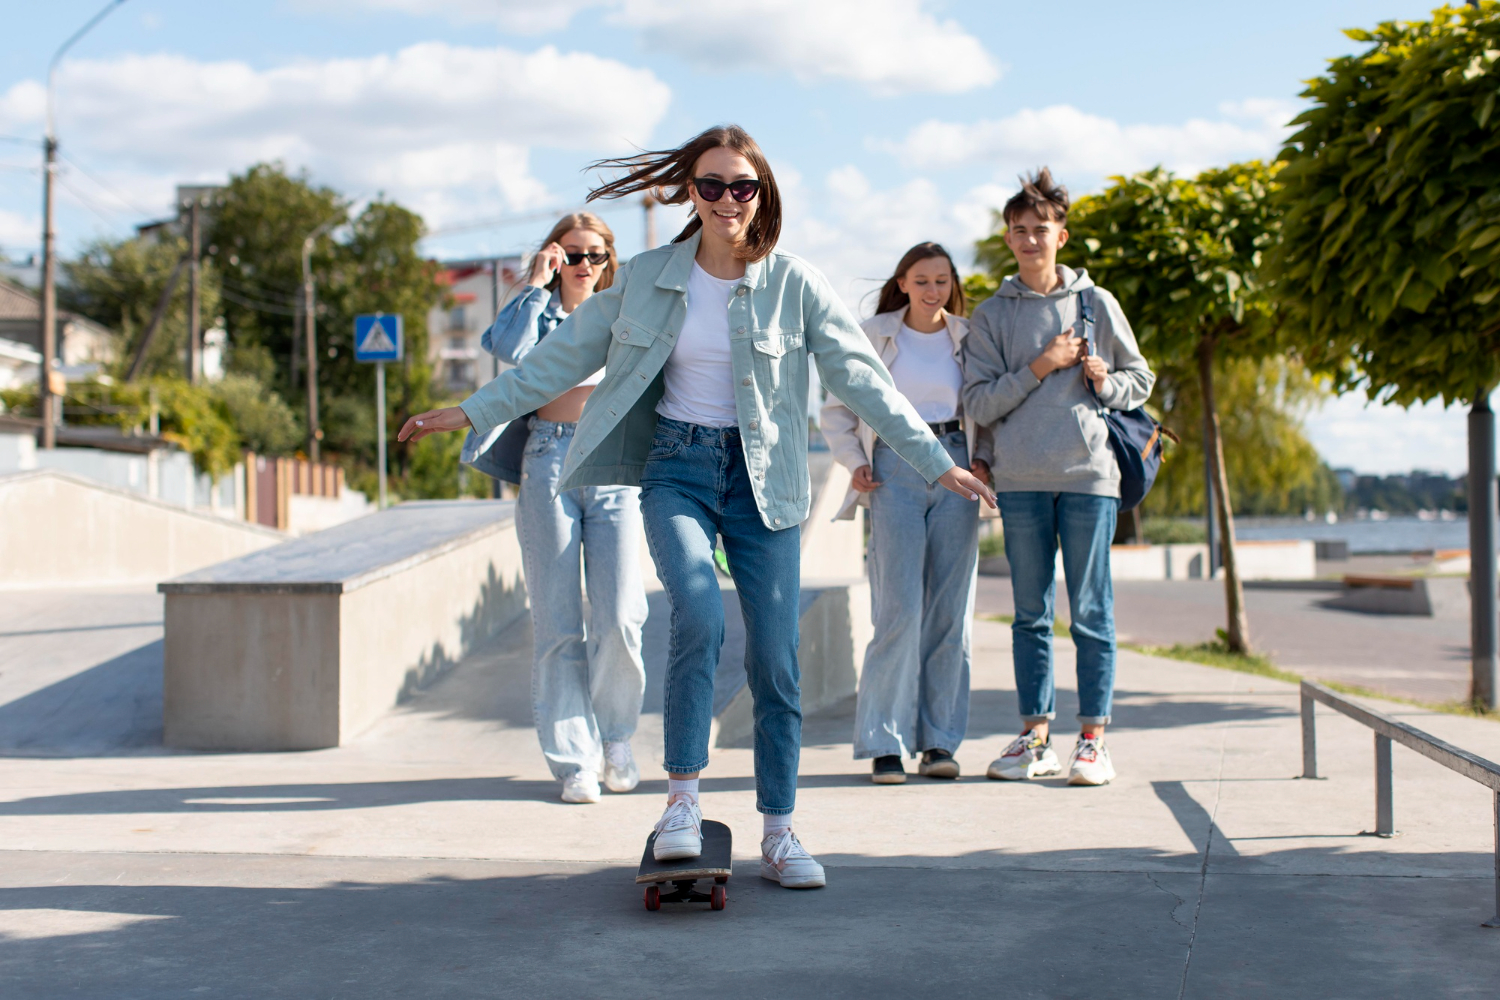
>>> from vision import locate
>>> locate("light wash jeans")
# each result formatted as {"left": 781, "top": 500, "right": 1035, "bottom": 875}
{"left": 997, "top": 491, "right": 1119, "bottom": 727}
{"left": 518, "top": 419, "right": 648, "bottom": 780}
{"left": 854, "top": 431, "right": 978, "bottom": 759}
{"left": 639, "top": 418, "right": 803, "bottom": 815}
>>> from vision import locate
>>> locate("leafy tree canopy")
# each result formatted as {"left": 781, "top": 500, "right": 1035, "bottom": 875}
{"left": 1270, "top": 2, "right": 1500, "bottom": 406}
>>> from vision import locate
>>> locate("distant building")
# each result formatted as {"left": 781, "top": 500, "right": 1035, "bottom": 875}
{"left": 428, "top": 256, "right": 524, "bottom": 396}
{"left": 0, "top": 277, "right": 118, "bottom": 386}
{"left": 1333, "top": 467, "right": 1357, "bottom": 492}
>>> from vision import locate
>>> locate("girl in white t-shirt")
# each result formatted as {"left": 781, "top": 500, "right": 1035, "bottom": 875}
{"left": 821, "top": 243, "right": 991, "bottom": 784}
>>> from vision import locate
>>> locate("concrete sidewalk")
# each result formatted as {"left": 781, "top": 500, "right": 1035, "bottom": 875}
{"left": 1, "top": 590, "right": 1498, "bottom": 997}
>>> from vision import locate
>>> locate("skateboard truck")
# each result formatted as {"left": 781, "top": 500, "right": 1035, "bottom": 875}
{"left": 637, "top": 819, "right": 732, "bottom": 912}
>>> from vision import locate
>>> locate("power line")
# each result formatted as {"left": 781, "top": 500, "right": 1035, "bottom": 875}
{"left": 57, "top": 151, "right": 161, "bottom": 219}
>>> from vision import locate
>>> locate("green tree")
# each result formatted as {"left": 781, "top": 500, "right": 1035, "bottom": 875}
{"left": 61, "top": 233, "right": 219, "bottom": 380}
{"left": 210, "top": 163, "right": 447, "bottom": 495}
{"left": 1145, "top": 355, "right": 1341, "bottom": 518}
{"left": 976, "top": 161, "right": 1281, "bottom": 653}
{"left": 1269, "top": 3, "right": 1500, "bottom": 704}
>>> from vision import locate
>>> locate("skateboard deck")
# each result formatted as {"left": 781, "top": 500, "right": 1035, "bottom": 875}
{"left": 637, "top": 819, "right": 732, "bottom": 911}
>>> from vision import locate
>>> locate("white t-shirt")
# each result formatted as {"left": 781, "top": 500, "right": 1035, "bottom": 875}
{"left": 576, "top": 366, "right": 606, "bottom": 388}
{"left": 889, "top": 323, "right": 962, "bottom": 423}
{"left": 656, "top": 262, "right": 740, "bottom": 427}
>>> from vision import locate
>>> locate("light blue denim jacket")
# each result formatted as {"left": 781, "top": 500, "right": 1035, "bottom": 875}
{"left": 459, "top": 285, "right": 566, "bottom": 484}
{"left": 458, "top": 233, "right": 955, "bottom": 530}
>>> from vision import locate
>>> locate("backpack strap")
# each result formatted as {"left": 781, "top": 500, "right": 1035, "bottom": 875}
{"left": 1074, "top": 287, "right": 1105, "bottom": 408}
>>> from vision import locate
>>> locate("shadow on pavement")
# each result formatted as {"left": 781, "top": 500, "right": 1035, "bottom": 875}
{"left": 0, "top": 845, "right": 1494, "bottom": 1000}
{"left": 0, "top": 640, "right": 164, "bottom": 758}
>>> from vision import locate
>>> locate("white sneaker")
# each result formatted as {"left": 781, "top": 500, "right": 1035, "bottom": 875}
{"left": 987, "top": 730, "right": 1062, "bottom": 781}
{"left": 561, "top": 771, "right": 601, "bottom": 804}
{"left": 602, "top": 741, "right": 640, "bottom": 793}
{"left": 1068, "top": 735, "right": 1116, "bottom": 786}
{"left": 760, "top": 829, "right": 826, "bottom": 889}
{"left": 652, "top": 797, "right": 703, "bottom": 861}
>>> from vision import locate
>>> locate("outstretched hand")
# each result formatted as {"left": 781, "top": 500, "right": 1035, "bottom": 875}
{"left": 937, "top": 466, "right": 997, "bottom": 508}
{"left": 396, "top": 406, "right": 472, "bottom": 443}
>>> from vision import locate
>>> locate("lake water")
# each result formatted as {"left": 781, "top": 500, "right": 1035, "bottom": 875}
{"left": 1234, "top": 515, "right": 1479, "bottom": 554}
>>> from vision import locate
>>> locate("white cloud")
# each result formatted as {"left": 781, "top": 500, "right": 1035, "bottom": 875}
{"left": 0, "top": 207, "right": 38, "bottom": 256}
{"left": 0, "top": 43, "right": 671, "bottom": 231}
{"left": 616, "top": 0, "right": 999, "bottom": 95}
{"left": 1304, "top": 391, "right": 1493, "bottom": 477}
{"left": 309, "top": 0, "right": 999, "bottom": 95}
{"left": 779, "top": 165, "right": 1006, "bottom": 315}
{"left": 881, "top": 98, "right": 1300, "bottom": 181}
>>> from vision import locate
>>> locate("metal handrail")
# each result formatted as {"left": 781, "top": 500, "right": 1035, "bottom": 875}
{"left": 1299, "top": 680, "right": 1500, "bottom": 927}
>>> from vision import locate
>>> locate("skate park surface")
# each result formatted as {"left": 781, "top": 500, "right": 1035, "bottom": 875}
{"left": 2, "top": 585, "right": 1498, "bottom": 999}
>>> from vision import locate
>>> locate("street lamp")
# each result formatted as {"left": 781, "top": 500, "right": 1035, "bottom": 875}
{"left": 38, "top": 0, "right": 128, "bottom": 449}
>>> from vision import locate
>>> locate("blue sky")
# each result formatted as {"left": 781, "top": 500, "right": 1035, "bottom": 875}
{"left": 0, "top": 0, "right": 1482, "bottom": 475}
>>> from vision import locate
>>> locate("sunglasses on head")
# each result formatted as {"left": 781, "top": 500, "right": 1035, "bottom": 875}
{"left": 691, "top": 177, "right": 761, "bottom": 203}
{"left": 563, "top": 251, "right": 610, "bottom": 266}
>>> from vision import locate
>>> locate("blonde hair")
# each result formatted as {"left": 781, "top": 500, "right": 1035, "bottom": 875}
{"left": 535, "top": 212, "right": 618, "bottom": 292}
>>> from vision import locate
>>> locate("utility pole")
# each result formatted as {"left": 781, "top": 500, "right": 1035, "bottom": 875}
{"left": 301, "top": 233, "right": 320, "bottom": 462}
{"left": 37, "top": 2, "right": 128, "bottom": 447}
{"left": 39, "top": 133, "right": 57, "bottom": 449}
{"left": 186, "top": 196, "right": 201, "bottom": 383}
{"left": 643, "top": 192, "right": 658, "bottom": 250}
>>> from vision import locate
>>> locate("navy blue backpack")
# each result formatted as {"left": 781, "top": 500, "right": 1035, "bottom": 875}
{"left": 1076, "top": 288, "right": 1172, "bottom": 511}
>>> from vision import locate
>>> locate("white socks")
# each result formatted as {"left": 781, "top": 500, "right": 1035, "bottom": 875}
{"left": 664, "top": 778, "right": 793, "bottom": 840}
{"left": 667, "top": 776, "right": 699, "bottom": 804}
{"left": 763, "top": 812, "right": 793, "bottom": 839}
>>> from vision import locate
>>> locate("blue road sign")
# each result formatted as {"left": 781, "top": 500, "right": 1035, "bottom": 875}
{"left": 354, "top": 314, "right": 403, "bottom": 362}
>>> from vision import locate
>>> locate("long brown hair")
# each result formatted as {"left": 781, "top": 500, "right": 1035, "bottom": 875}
{"left": 586, "top": 124, "right": 782, "bottom": 262}
{"left": 875, "top": 242, "right": 966, "bottom": 317}
{"left": 535, "top": 212, "right": 617, "bottom": 293}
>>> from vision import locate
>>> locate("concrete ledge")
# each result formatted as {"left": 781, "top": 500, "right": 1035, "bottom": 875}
{"left": 1323, "top": 574, "right": 1470, "bottom": 619}
{"left": 0, "top": 468, "right": 282, "bottom": 589}
{"left": 714, "top": 577, "right": 872, "bottom": 747}
{"left": 160, "top": 500, "right": 526, "bottom": 750}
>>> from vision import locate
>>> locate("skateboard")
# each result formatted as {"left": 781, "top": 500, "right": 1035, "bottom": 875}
{"left": 636, "top": 819, "right": 731, "bottom": 911}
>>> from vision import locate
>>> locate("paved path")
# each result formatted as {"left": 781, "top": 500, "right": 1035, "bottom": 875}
{"left": 975, "top": 574, "right": 1475, "bottom": 703}
{"left": 1, "top": 588, "right": 1498, "bottom": 997}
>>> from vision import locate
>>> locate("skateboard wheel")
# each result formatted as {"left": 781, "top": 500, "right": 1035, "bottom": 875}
{"left": 714, "top": 875, "right": 728, "bottom": 884}
{"left": 711, "top": 884, "right": 726, "bottom": 910}
{"left": 644, "top": 885, "right": 660, "bottom": 911}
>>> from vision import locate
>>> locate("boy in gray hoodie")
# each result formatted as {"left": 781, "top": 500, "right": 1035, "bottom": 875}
{"left": 961, "top": 169, "right": 1154, "bottom": 786}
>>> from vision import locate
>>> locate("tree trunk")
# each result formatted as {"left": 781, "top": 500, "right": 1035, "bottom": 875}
{"left": 1198, "top": 335, "right": 1252, "bottom": 654}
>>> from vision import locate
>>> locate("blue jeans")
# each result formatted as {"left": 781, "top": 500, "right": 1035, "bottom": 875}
{"left": 640, "top": 418, "right": 803, "bottom": 815}
{"left": 854, "top": 432, "right": 977, "bottom": 759}
{"left": 519, "top": 419, "right": 649, "bottom": 780}
{"left": 998, "top": 491, "right": 1119, "bottom": 727}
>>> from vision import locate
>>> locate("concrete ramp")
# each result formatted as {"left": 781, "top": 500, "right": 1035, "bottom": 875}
{"left": 159, "top": 500, "right": 526, "bottom": 751}
{"left": 0, "top": 469, "right": 282, "bottom": 589}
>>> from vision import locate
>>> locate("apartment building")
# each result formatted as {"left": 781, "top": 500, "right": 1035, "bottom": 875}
{"left": 428, "top": 256, "right": 525, "bottom": 396}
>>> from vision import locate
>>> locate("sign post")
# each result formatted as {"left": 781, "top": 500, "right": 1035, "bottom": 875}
{"left": 354, "top": 313, "right": 403, "bottom": 509}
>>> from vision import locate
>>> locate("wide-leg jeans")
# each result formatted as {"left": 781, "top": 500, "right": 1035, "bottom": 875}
{"left": 518, "top": 418, "right": 649, "bottom": 780}
{"left": 997, "top": 490, "right": 1119, "bottom": 727}
{"left": 853, "top": 431, "right": 978, "bottom": 759}
{"left": 640, "top": 418, "right": 803, "bottom": 815}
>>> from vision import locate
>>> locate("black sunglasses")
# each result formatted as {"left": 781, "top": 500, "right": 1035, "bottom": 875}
{"left": 563, "top": 251, "right": 610, "bottom": 266}
{"left": 692, "top": 177, "right": 761, "bottom": 203}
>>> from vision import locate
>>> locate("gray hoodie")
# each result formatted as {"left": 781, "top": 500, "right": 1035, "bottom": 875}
{"left": 961, "top": 266, "right": 1154, "bottom": 498}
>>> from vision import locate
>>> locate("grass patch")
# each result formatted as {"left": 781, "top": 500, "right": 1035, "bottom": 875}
{"left": 978, "top": 533, "right": 1005, "bottom": 558}
{"left": 985, "top": 613, "right": 1071, "bottom": 638}
{"left": 1125, "top": 636, "right": 1500, "bottom": 723}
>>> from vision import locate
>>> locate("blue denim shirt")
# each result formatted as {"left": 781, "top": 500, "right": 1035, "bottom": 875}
{"left": 458, "top": 285, "right": 567, "bottom": 484}
{"left": 459, "top": 233, "right": 955, "bottom": 530}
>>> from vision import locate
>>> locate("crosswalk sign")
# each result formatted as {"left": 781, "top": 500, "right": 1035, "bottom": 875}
{"left": 355, "top": 314, "right": 403, "bottom": 362}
